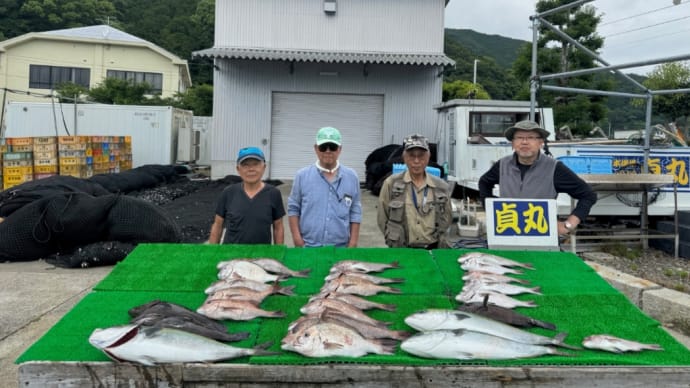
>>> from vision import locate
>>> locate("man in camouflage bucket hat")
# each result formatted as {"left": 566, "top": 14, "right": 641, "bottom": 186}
{"left": 288, "top": 126, "right": 361, "bottom": 248}
{"left": 377, "top": 134, "right": 452, "bottom": 249}
{"left": 479, "top": 120, "right": 597, "bottom": 235}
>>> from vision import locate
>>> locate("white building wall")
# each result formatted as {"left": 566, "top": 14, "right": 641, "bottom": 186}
{"left": 210, "top": 59, "right": 442, "bottom": 178}
{"left": 214, "top": 0, "right": 445, "bottom": 53}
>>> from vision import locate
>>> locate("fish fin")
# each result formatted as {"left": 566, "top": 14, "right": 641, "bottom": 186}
{"left": 377, "top": 338, "right": 398, "bottom": 355}
{"left": 254, "top": 340, "right": 274, "bottom": 350}
{"left": 295, "top": 268, "right": 312, "bottom": 278}
{"left": 323, "top": 340, "right": 344, "bottom": 350}
{"left": 393, "top": 330, "right": 413, "bottom": 340}
{"left": 531, "top": 319, "right": 557, "bottom": 331}
{"left": 270, "top": 311, "right": 286, "bottom": 318}
{"left": 387, "top": 277, "right": 406, "bottom": 283}
{"left": 386, "top": 287, "right": 402, "bottom": 294}
{"left": 523, "top": 262, "right": 535, "bottom": 269}
{"left": 645, "top": 344, "right": 664, "bottom": 351}
{"left": 553, "top": 332, "right": 581, "bottom": 350}
{"left": 390, "top": 260, "right": 400, "bottom": 269}
{"left": 532, "top": 286, "right": 543, "bottom": 295}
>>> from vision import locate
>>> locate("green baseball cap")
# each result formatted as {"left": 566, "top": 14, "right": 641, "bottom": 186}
{"left": 315, "top": 126, "right": 342, "bottom": 146}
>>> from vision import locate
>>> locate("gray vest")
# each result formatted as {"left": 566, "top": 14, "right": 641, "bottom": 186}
{"left": 498, "top": 153, "right": 558, "bottom": 199}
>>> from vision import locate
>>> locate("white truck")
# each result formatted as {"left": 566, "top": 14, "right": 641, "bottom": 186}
{"left": 434, "top": 99, "right": 689, "bottom": 217}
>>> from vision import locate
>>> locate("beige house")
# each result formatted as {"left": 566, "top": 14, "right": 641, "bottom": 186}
{"left": 0, "top": 25, "right": 191, "bottom": 102}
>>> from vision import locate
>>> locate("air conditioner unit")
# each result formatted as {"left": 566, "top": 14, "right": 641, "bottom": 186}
{"left": 177, "top": 127, "right": 200, "bottom": 163}
{"left": 324, "top": 0, "right": 336, "bottom": 14}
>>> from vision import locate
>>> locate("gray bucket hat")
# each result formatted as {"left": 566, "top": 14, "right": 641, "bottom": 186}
{"left": 504, "top": 120, "right": 550, "bottom": 141}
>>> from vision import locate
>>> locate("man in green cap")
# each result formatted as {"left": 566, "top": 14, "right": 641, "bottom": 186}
{"left": 287, "top": 126, "right": 362, "bottom": 247}
{"left": 479, "top": 120, "right": 597, "bottom": 235}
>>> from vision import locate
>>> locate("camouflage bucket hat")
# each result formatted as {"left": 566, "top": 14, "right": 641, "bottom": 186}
{"left": 504, "top": 120, "right": 550, "bottom": 141}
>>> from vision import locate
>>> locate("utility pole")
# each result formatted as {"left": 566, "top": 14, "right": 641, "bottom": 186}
{"left": 473, "top": 59, "right": 479, "bottom": 84}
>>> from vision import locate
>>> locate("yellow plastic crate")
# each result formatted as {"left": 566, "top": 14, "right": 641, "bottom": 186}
{"left": 33, "top": 144, "right": 57, "bottom": 153}
{"left": 3, "top": 159, "right": 33, "bottom": 167}
{"left": 58, "top": 143, "right": 87, "bottom": 151}
{"left": 3, "top": 166, "right": 33, "bottom": 176}
{"left": 7, "top": 137, "right": 33, "bottom": 146}
{"left": 59, "top": 164, "right": 85, "bottom": 174}
{"left": 3, "top": 174, "right": 33, "bottom": 186}
{"left": 11, "top": 145, "right": 33, "bottom": 152}
{"left": 34, "top": 151, "right": 58, "bottom": 160}
{"left": 59, "top": 157, "right": 87, "bottom": 166}
{"left": 58, "top": 136, "right": 89, "bottom": 145}
{"left": 34, "top": 158, "right": 59, "bottom": 166}
{"left": 34, "top": 165, "right": 58, "bottom": 174}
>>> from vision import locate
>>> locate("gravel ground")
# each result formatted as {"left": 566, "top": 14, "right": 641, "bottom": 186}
{"left": 127, "top": 176, "right": 690, "bottom": 295}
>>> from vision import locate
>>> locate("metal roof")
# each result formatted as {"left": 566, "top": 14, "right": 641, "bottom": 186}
{"left": 41, "top": 25, "right": 148, "bottom": 44}
{"left": 193, "top": 47, "right": 455, "bottom": 66}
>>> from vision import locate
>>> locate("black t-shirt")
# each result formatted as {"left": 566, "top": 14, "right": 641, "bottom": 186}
{"left": 215, "top": 183, "right": 285, "bottom": 244}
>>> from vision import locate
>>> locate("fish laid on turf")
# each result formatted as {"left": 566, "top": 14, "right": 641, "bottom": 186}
{"left": 404, "top": 309, "right": 576, "bottom": 349}
{"left": 456, "top": 297, "right": 556, "bottom": 331}
{"left": 89, "top": 324, "right": 275, "bottom": 366}
{"left": 458, "top": 252, "right": 534, "bottom": 269}
{"left": 329, "top": 260, "right": 400, "bottom": 274}
{"left": 457, "top": 290, "right": 537, "bottom": 309}
{"left": 128, "top": 300, "right": 227, "bottom": 333}
{"left": 320, "top": 309, "right": 411, "bottom": 341}
{"left": 301, "top": 298, "right": 390, "bottom": 328}
{"left": 462, "top": 271, "right": 530, "bottom": 285}
{"left": 582, "top": 334, "right": 663, "bottom": 353}
{"left": 321, "top": 275, "right": 401, "bottom": 296}
{"left": 249, "top": 258, "right": 311, "bottom": 278}
{"left": 325, "top": 271, "right": 405, "bottom": 285}
{"left": 309, "top": 292, "right": 396, "bottom": 312}
{"left": 463, "top": 280, "right": 542, "bottom": 296}
{"left": 131, "top": 314, "right": 250, "bottom": 343}
{"left": 281, "top": 321, "right": 397, "bottom": 357}
{"left": 217, "top": 260, "right": 283, "bottom": 283}
{"left": 205, "top": 278, "right": 285, "bottom": 295}
{"left": 460, "top": 260, "right": 523, "bottom": 275}
{"left": 401, "top": 329, "right": 571, "bottom": 360}
{"left": 197, "top": 299, "right": 285, "bottom": 321}
{"left": 207, "top": 283, "right": 295, "bottom": 305}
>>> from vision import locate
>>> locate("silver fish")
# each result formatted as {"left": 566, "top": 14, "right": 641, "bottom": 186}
{"left": 456, "top": 295, "right": 556, "bottom": 331}
{"left": 205, "top": 278, "right": 283, "bottom": 294}
{"left": 197, "top": 299, "right": 285, "bottom": 321}
{"left": 281, "top": 321, "right": 397, "bottom": 357}
{"left": 320, "top": 275, "right": 401, "bottom": 296}
{"left": 457, "top": 290, "right": 537, "bottom": 309}
{"left": 321, "top": 309, "right": 411, "bottom": 341}
{"left": 582, "top": 335, "right": 663, "bottom": 353}
{"left": 458, "top": 252, "right": 534, "bottom": 269}
{"left": 207, "top": 283, "right": 295, "bottom": 305}
{"left": 89, "top": 324, "right": 274, "bottom": 365}
{"left": 301, "top": 298, "right": 390, "bottom": 328}
{"left": 404, "top": 309, "right": 575, "bottom": 349}
{"left": 131, "top": 314, "right": 250, "bottom": 343}
{"left": 401, "top": 329, "right": 571, "bottom": 360}
{"left": 329, "top": 260, "right": 400, "bottom": 274}
{"left": 325, "top": 271, "right": 405, "bottom": 285}
{"left": 464, "top": 280, "right": 542, "bottom": 296}
{"left": 460, "top": 259, "right": 523, "bottom": 275}
{"left": 309, "top": 292, "right": 396, "bottom": 311}
{"left": 217, "top": 260, "right": 283, "bottom": 283}
{"left": 249, "top": 258, "right": 311, "bottom": 278}
{"left": 462, "top": 271, "right": 530, "bottom": 285}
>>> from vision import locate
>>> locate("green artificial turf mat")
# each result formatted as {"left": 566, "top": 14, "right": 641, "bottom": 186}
{"left": 17, "top": 246, "right": 690, "bottom": 367}
{"left": 16, "top": 291, "right": 260, "bottom": 363}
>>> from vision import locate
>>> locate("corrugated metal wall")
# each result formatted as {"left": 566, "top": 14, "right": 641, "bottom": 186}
{"left": 215, "top": 0, "right": 445, "bottom": 53}
{"left": 210, "top": 59, "right": 442, "bottom": 179}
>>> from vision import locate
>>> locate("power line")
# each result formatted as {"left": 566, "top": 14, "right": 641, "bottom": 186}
{"left": 600, "top": 0, "right": 689, "bottom": 26}
{"left": 603, "top": 14, "right": 690, "bottom": 38}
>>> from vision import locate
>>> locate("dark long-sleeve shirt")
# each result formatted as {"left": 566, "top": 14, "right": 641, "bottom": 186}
{"left": 478, "top": 157, "right": 598, "bottom": 221}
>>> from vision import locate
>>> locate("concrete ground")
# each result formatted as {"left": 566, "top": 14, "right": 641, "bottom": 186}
{"left": 1, "top": 182, "right": 688, "bottom": 387}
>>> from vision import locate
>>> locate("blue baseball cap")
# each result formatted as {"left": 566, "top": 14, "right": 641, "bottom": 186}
{"left": 237, "top": 147, "right": 265, "bottom": 163}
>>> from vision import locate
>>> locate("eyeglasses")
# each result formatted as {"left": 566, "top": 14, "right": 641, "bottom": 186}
{"left": 513, "top": 136, "right": 542, "bottom": 142}
{"left": 318, "top": 143, "right": 339, "bottom": 152}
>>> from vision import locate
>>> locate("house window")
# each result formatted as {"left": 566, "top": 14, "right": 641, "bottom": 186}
{"left": 29, "top": 65, "right": 90, "bottom": 89}
{"left": 469, "top": 112, "right": 541, "bottom": 137}
{"left": 106, "top": 70, "right": 163, "bottom": 94}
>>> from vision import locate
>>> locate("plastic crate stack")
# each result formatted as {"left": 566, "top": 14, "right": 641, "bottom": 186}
{"left": 91, "top": 136, "right": 132, "bottom": 175}
{"left": 33, "top": 137, "right": 59, "bottom": 180}
{"left": 2, "top": 137, "right": 34, "bottom": 190}
{"left": 58, "top": 136, "right": 91, "bottom": 178}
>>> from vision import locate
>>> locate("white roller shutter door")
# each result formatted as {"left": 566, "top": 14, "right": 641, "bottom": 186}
{"left": 270, "top": 92, "right": 384, "bottom": 180}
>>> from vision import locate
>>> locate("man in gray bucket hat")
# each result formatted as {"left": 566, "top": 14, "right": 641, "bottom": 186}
{"left": 479, "top": 120, "right": 597, "bottom": 235}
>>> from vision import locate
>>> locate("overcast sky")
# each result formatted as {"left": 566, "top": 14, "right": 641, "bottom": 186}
{"left": 444, "top": 0, "right": 690, "bottom": 75}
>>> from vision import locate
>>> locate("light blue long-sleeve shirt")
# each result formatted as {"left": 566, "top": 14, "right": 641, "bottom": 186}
{"left": 287, "top": 164, "right": 362, "bottom": 247}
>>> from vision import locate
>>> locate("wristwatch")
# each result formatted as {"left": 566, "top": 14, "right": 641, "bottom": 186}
{"left": 564, "top": 221, "right": 576, "bottom": 232}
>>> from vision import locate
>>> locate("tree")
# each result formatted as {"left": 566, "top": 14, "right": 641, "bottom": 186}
{"left": 638, "top": 62, "right": 690, "bottom": 129}
{"left": 442, "top": 80, "right": 490, "bottom": 101}
{"left": 172, "top": 84, "right": 213, "bottom": 116}
{"left": 86, "top": 77, "right": 155, "bottom": 105}
{"left": 512, "top": 0, "right": 609, "bottom": 136}
{"left": 18, "top": 0, "right": 118, "bottom": 31}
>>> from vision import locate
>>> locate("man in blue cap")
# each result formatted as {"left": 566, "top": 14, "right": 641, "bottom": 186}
{"left": 288, "top": 126, "right": 362, "bottom": 247}
{"left": 208, "top": 146, "right": 285, "bottom": 244}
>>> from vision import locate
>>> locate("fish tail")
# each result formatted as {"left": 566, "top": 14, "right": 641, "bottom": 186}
{"left": 377, "top": 338, "right": 398, "bottom": 355}
{"left": 522, "top": 262, "right": 535, "bottom": 269}
{"left": 531, "top": 286, "right": 543, "bottom": 295}
{"left": 255, "top": 340, "right": 274, "bottom": 350}
{"left": 379, "top": 303, "right": 397, "bottom": 312}
{"left": 294, "top": 268, "right": 312, "bottom": 278}
{"left": 385, "top": 286, "right": 402, "bottom": 294}
{"left": 387, "top": 277, "right": 406, "bottom": 284}
{"left": 552, "top": 349, "right": 577, "bottom": 357}
{"left": 269, "top": 310, "right": 286, "bottom": 318}
{"left": 644, "top": 344, "right": 664, "bottom": 351}
{"left": 276, "top": 284, "right": 296, "bottom": 296}
{"left": 531, "top": 319, "right": 557, "bottom": 331}
{"left": 553, "top": 332, "right": 582, "bottom": 350}
{"left": 389, "top": 261, "right": 401, "bottom": 269}
{"left": 393, "top": 330, "right": 413, "bottom": 340}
